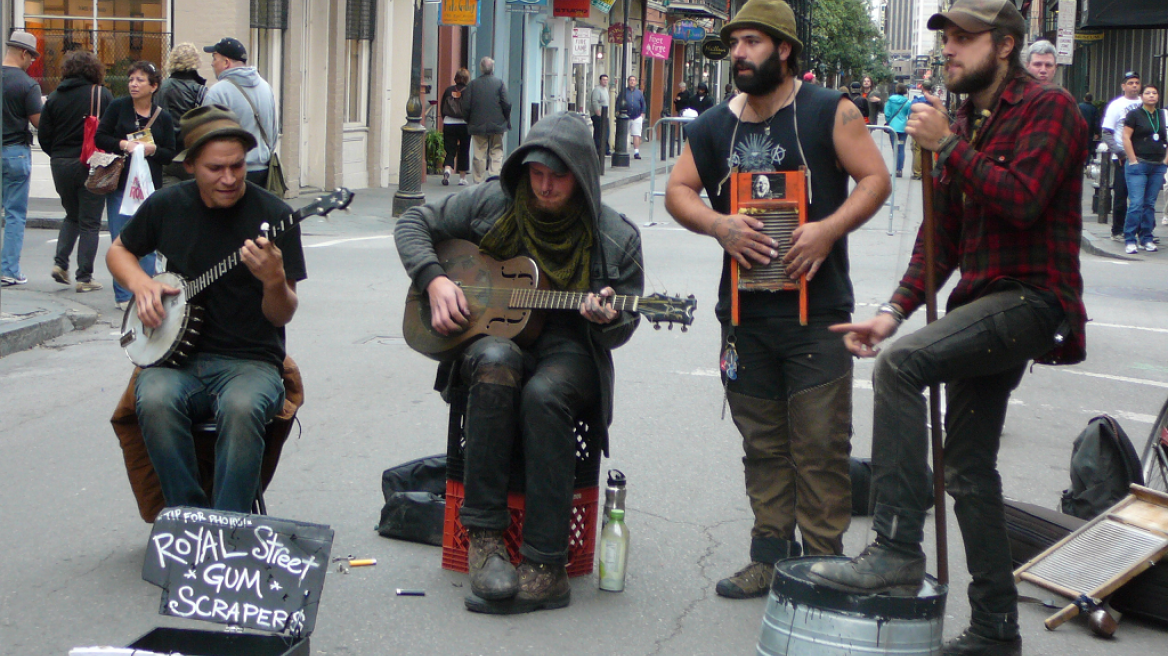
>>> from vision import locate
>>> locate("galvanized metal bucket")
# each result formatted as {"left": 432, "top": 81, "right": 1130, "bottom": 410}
{"left": 756, "top": 556, "right": 948, "bottom": 656}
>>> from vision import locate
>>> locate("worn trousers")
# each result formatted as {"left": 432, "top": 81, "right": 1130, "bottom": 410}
{"left": 870, "top": 286, "right": 1064, "bottom": 637}
{"left": 51, "top": 157, "right": 105, "bottom": 282}
{"left": 723, "top": 316, "right": 854, "bottom": 560}
{"left": 458, "top": 333, "right": 598, "bottom": 565}
{"left": 471, "top": 134, "right": 504, "bottom": 184}
{"left": 136, "top": 353, "right": 285, "bottom": 513}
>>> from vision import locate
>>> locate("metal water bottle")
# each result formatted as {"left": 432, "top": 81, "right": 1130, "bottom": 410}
{"left": 602, "top": 469, "right": 627, "bottom": 530}
{"left": 598, "top": 508, "right": 629, "bottom": 592}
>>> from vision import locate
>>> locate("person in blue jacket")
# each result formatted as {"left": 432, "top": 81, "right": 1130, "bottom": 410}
{"left": 883, "top": 84, "right": 910, "bottom": 177}
{"left": 618, "top": 75, "right": 647, "bottom": 159}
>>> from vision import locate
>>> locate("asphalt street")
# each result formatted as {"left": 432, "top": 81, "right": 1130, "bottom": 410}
{"left": 1, "top": 143, "right": 1167, "bottom": 655}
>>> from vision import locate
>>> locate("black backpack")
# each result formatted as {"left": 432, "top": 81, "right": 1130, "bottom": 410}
{"left": 1060, "top": 415, "right": 1143, "bottom": 520}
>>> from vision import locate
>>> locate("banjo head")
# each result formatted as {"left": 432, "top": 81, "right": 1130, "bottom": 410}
{"left": 121, "top": 272, "right": 201, "bottom": 368}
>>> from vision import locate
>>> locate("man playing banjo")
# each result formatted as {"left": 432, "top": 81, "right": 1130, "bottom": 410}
{"left": 395, "top": 111, "right": 643, "bottom": 614}
{"left": 106, "top": 105, "right": 306, "bottom": 513}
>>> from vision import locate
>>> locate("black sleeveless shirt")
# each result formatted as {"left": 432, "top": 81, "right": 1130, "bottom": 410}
{"left": 685, "top": 83, "right": 854, "bottom": 321}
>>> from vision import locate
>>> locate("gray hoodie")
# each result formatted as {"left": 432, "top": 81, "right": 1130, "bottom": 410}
{"left": 203, "top": 66, "right": 277, "bottom": 172}
{"left": 395, "top": 112, "right": 644, "bottom": 440}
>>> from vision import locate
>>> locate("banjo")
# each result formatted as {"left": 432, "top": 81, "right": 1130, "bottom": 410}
{"left": 119, "top": 188, "right": 354, "bottom": 368}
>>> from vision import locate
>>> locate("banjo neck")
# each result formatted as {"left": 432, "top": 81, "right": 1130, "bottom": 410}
{"left": 183, "top": 188, "right": 354, "bottom": 298}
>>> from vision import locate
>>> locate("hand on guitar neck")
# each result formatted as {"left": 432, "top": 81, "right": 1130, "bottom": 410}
{"left": 425, "top": 276, "right": 620, "bottom": 336}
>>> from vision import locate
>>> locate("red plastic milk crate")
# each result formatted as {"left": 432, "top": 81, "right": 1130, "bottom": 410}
{"left": 442, "top": 480, "right": 599, "bottom": 577}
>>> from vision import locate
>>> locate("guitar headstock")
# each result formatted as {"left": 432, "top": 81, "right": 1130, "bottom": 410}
{"left": 298, "top": 188, "right": 355, "bottom": 220}
{"left": 640, "top": 293, "right": 697, "bottom": 331}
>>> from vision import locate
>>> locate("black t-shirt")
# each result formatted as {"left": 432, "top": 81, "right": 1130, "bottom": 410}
{"left": 119, "top": 181, "right": 308, "bottom": 368}
{"left": 684, "top": 82, "right": 854, "bottom": 321}
{"left": 1125, "top": 106, "right": 1168, "bottom": 164}
{"left": 3, "top": 66, "right": 42, "bottom": 146}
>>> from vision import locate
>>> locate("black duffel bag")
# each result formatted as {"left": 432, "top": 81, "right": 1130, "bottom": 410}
{"left": 376, "top": 455, "right": 447, "bottom": 546}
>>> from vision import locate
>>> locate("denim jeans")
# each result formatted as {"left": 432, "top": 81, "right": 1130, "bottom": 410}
{"left": 51, "top": 157, "right": 105, "bottom": 282}
{"left": 1124, "top": 160, "right": 1167, "bottom": 245}
{"left": 1112, "top": 159, "right": 1128, "bottom": 236}
{"left": 895, "top": 132, "right": 907, "bottom": 174}
{"left": 1, "top": 144, "right": 33, "bottom": 278}
{"left": 457, "top": 331, "right": 598, "bottom": 565}
{"left": 136, "top": 353, "right": 285, "bottom": 512}
{"left": 870, "top": 285, "right": 1063, "bottom": 624}
{"left": 106, "top": 190, "right": 157, "bottom": 302}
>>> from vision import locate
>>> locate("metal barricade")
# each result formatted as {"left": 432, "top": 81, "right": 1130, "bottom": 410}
{"left": 867, "top": 124, "right": 898, "bottom": 235}
{"left": 647, "top": 116, "right": 697, "bottom": 225}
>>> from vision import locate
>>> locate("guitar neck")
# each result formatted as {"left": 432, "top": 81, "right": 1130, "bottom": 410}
{"left": 509, "top": 288, "right": 641, "bottom": 313}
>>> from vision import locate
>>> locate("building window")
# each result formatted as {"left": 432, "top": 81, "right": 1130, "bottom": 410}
{"left": 21, "top": 0, "right": 170, "bottom": 95}
{"left": 251, "top": 0, "right": 288, "bottom": 118}
{"left": 345, "top": 0, "right": 376, "bottom": 126}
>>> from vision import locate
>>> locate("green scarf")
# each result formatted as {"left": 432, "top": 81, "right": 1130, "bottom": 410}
{"left": 479, "top": 182, "right": 594, "bottom": 291}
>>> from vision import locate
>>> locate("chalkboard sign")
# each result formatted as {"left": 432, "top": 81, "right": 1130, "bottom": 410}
{"left": 142, "top": 507, "right": 334, "bottom": 638}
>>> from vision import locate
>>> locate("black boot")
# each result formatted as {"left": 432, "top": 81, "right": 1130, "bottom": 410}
{"left": 806, "top": 539, "right": 925, "bottom": 596}
{"left": 466, "top": 560, "right": 570, "bottom": 614}
{"left": 466, "top": 529, "right": 518, "bottom": 600}
{"left": 716, "top": 537, "right": 802, "bottom": 599}
{"left": 942, "top": 629, "right": 1021, "bottom": 656}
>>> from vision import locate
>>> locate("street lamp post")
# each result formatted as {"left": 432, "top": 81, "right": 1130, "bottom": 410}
{"left": 610, "top": 0, "right": 632, "bottom": 168}
{"left": 393, "top": 0, "right": 426, "bottom": 216}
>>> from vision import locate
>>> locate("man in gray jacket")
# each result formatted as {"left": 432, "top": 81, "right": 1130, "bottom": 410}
{"left": 396, "top": 112, "right": 643, "bottom": 614}
{"left": 463, "top": 57, "right": 511, "bottom": 184}
{"left": 202, "top": 37, "right": 277, "bottom": 186}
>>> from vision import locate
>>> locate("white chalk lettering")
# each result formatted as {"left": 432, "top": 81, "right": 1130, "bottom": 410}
{"left": 170, "top": 587, "right": 288, "bottom": 629}
{"left": 203, "top": 563, "right": 263, "bottom": 599}
{"left": 151, "top": 533, "right": 189, "bottom": 568}
{"left": 251, "top": 526, "right": 322, "bottom": 583}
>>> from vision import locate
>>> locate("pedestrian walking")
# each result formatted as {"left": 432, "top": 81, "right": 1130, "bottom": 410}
{"left": 884, "top": 83, "right": 911, "bottom": 177}
{"left": 38, "top": 50, "right": 113, "bottom": 292}
{"left": 664, "top": 0, "right": 889, "bottom": 599}
{"left": 808, "top": 3, "right": 1088, "bottom": 655}
{"left": 1, "top": 30, "right": 43, "bottom": 287}
{"left": 94, "top": 60, "right": 176, "bottom": 311}
{"left": 439, "top": 68, "right": 471, "bottom": 186}
{"left": 1120, "top": 84, "right": 1167, "bottom": 253}
{"left": 1102, "top": 71, "right": 1143, "bottom": 241}
{"left": 202, "top": 37, "right": 278, "bottom": 188}
{"left": 156, "top": 43, "right": 207, "bottom": 185}
{"left": 464, "top": 57, "right": 511, "bottom": 184}
{"left": 618, "top": 76, "right": 646, "bottom": 159}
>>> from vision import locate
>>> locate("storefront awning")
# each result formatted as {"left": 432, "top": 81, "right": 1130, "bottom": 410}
{"left": 1080, "top": 0, "right": 1168, "bottom": 29}
{"left": 664, "top": 0, "right": 730, "bottom": 21}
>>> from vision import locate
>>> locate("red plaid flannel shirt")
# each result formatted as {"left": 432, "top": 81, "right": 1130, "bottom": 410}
{"left": 890, "top": 72, "right": 1088, "bottom": 364}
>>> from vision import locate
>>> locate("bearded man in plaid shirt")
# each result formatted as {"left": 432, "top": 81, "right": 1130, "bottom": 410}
{"left": 808, "top": 1, "right": 1088, "bottom": 655}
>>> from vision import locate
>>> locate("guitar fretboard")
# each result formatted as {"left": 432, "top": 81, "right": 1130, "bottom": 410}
{"left": 507, "top": 288, "right": 639, "bottom": 312}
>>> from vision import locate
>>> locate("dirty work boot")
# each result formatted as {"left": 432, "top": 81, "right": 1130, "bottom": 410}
{"left": 466, "top": 529, "right": 518, "bottom": 600}
{"left": 942, "top": 629, "right": 1021, "bottom": 656}
{"left": 716, "top": 561, "right": 774, "bottom": 599}
{"left": 465, "top": 561, "right": 571, "bottom": 614}
{"left": 806, "top": 539, "right": 925, "bottom": 596}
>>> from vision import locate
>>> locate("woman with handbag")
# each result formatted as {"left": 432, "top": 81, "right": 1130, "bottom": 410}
{"left": 95, "top": 60, "right": 176, "bottom": 311}
{"left": 439, "top": 68, "right": 471, "bottom": 186}
{"left": 37, "top": 50, "right": 113, "bottom": 292}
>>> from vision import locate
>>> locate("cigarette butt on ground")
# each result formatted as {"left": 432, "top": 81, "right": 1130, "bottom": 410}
{"left": 348, "top": 558, "right": 377, "bottom": 567}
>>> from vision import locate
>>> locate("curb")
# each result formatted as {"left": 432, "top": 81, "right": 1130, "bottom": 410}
{"left": 1080, "top": 231, "right": 1141, "bottom": 262}
{"left": 0, "top": 303, "right": 99, "bottom": 358}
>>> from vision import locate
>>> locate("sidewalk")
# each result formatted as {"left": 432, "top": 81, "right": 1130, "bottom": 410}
{"left": 0, "top": 153, "right": 676, "bottom": 358}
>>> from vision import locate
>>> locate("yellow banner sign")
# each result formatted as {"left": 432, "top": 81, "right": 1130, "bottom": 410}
{"left": 441, "top": 0, "right": 479, "bottom": 26}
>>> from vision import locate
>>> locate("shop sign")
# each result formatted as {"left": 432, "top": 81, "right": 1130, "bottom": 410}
{"left": 555, "top": 0, "right": 589, "bottom": 18}
{"left": 644, "top": 33, "right": 672, "bottom": 60}
{"left": 1074, "top": 30, "right": 1104, "bottom": 42}
{"left": 700, "top": 38, "right": 728, "bottom": 60}
{"left": 572, "top": 28, "right": 592, "bottom": 64}
{"left": 671, "top": 20, "right": 705, "bottom": 42}
{"left": 506, "top": 0, "right": 547, "bottom": 14}
{"left": 608, "top": 23, "right": 631, "bottom": 45}
{"left": 440, "top": 0, "right": 480, "bottom": 26}
{"left": 591, "top": 0, "right": 616, "bottom": 14}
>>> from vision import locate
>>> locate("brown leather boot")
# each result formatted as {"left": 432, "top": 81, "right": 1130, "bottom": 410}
{"left": 467, "top": 529, "right": 518, "bottom": 600}
{"left": 465, "top": 560, "right": 570, "bottom": 614}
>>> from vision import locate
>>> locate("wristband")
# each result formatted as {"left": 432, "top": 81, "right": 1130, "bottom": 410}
{"left": 877, "top": 303, "right": 905, "bottom": 324}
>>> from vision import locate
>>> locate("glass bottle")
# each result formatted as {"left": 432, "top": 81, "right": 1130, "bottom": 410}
{"left": 599, "top": 508, "right": 629, "bottom": 592}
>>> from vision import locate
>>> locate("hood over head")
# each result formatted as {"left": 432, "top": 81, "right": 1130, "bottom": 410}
{"left": 500, "top": 111, "right": 603, "bottom": 226}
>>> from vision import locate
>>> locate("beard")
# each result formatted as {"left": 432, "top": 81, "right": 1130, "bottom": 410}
{"left": 946, "top": 48, "right": 998, "bottom": 94}
{"left": 733, "top": 49, "right": 786, "bottom": 96}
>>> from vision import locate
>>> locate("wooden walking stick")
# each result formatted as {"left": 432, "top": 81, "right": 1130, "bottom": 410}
{"left": 921, "top": 148, "right": 949, "bottom": 586}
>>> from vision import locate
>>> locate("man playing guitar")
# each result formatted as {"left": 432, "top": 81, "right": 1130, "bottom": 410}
{"left": 395, "top": 111, "right": 643, "bottom": 614}
{"left": 106, "top": 105, "right": 306, "bottom": 513}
